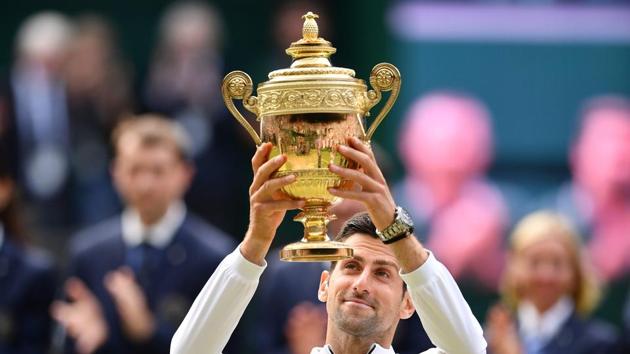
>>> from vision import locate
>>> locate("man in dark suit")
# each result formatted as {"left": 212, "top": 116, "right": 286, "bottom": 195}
{"left": 51, "top": 115, "right": 235, "bottom": 354}
{"left": 0, "top": 154, "right": 56, "bottom": 354}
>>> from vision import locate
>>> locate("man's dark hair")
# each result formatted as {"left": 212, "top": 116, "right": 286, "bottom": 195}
{"left": 334, "top": 212, "right": 378, "bottom": 244}
{"left": 330, "top": 212, "right": 406, "bottom": 292}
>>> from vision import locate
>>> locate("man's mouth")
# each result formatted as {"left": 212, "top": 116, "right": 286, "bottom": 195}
{"left": 343, "top": 298, "right": 374, "bottom": 309}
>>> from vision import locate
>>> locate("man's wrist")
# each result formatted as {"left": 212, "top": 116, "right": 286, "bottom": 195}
{"left": 240, "top": 231, "right": 273, "bottom": 266}
{"left": 388, "top": 235, "right": 429, "bottom": 273}
{"left": 376, "top": 206, "right": 415, "bottom": 244}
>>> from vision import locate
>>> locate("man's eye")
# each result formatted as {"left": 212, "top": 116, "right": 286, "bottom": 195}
{"left": 344, "top": 262, "right": 358, "bottom": 270}
{"left": 376, "top": 270, "right": 390, "bottom": 278}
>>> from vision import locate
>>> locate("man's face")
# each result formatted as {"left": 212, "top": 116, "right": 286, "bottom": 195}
{"left": 318, "top": 234, "right": 414, "bottom": 338}
{"left": 113, "top": 135, "right": 192, "bottom": 222}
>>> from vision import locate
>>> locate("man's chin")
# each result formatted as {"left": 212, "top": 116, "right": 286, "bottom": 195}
{"left": 334, "top": 313, "right": 378, "bottom": 337}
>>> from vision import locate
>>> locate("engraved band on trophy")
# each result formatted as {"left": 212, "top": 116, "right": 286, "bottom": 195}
{"left": 221, "top": 12, "right": 401, "bottom": 262}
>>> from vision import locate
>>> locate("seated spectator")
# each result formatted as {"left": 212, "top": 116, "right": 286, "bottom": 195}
{"left": 51, "top": 115, "right": 235, "bottom": 354}
{"left": 486, "top": 211, "right": 619, "bottom": 354}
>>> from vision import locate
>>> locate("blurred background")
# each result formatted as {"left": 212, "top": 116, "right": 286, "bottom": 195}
{"left": 1, "top": 0, "right": 630, "bottom": 353}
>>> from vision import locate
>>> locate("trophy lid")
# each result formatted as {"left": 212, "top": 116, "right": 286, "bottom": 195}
{"left": 256, "top": 11, "right": 368, "bottom": 117}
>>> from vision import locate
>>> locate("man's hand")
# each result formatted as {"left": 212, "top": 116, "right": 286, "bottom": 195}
{"left": 241, "top": 143, "right": 304, "bottom": 265}
{"left": 51, "top": 278, "right": 108, "bottom": 354}
{"left": 328, "top": 137, "right": 428, "bottom": 271}
{"left": 285, "top": 302, "right": 327, "bottom": 354}
{"left": 105, "top": 268, "right": 155, "bottom": 343}
{"left": 327, "top": 137, "right": 396, "bottom": 231}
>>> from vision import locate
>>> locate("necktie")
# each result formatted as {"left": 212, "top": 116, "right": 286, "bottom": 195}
{"left": 127, "top": 237, "right": 160, "bottom": 289}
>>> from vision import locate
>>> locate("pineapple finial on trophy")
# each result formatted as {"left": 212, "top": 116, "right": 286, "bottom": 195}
{"left": 302, "top": 11, "right": 319, "bottom": 41}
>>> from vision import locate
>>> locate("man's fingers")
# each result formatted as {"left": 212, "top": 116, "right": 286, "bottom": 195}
{"left": 51, "top": 301, "right": 83, "bottom": 338}
{"left": 105, "top": 270, "right": 141, "bottom": 306}
{"left": 65, "top": 278, "right": 92, "bottom": 302}
{"left": 76, "top": 333, "right": 99, "bottom": 354}
{"left": 249, "top": 154, "right": 288, "bottom": 195}
{"left": 251, "top": 142, "right": 273, "bottom": 175}
{"left": 252, "top": 174, "right": 296, "bottom": 200}
{"left": 347, "top": 136, "right": 375, "bottom": 158}
{"left": 338, "top": 138, "right": 386, "bottom": 182}
{"left": 328, "top": 164, "right": 381, "bottom": 192}
{"left": 255, "top": 199, "right": 305, "bottom": 212}
{"left": 50, "top": 301, "right": 71, "bottom": 323}
{"left": 327, "top": 187, "right": 372, "bottom": 203}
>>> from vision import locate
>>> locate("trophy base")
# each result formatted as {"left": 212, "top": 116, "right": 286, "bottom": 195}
{"left": 279, "top": 241, "right": 353, "bottom": 262}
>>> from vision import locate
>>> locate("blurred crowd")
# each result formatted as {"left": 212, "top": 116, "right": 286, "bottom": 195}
{"left": 1, "top": 2, "right": 630, "bottom": 354}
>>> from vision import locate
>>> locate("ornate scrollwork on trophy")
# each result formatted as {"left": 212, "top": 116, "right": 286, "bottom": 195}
{"left": 365, "top": 63, "right": 401, "bottom": 140}
{"left": 224, "top": 71, "right": 252, "bottom": 99}
{"left": 221, "top": 71, "right": 261, "bottom": 144}
{"left": 257, "top": 87, "right": 367, "bottom": 116}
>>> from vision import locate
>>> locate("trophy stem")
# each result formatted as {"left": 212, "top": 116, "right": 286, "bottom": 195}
{"left": 293, "top": 204, "right": 335, "bottom": 242}
{"left": 279, "top": 203, "right": 353, "bottom": 262}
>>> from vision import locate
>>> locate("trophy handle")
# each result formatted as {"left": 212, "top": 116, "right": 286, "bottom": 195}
{"left": 221, "top": 71, "right": 262, "bottom": 145}
{"left": 365, "top": 63, "right": 401, "bottom": 140}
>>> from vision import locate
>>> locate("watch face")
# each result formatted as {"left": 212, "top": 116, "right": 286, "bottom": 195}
{"left": 398, "top": 207, "right": 414, "bottom": 228}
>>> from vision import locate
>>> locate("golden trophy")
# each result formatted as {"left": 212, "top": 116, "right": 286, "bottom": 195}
{"left": 221, "top": 12, "right": 400, "bottom": 261}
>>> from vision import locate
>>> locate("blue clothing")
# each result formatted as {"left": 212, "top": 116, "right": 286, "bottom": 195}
{"left": 487, "top": 312, "right": 620, "bottom": 354}
{"left": 0, "top": 239, "right": 56, "bottom": 354}
{"left": 538, "top": 313, "right": 619, "bottom": 354}
{"left": 63, "top": 213, "right": 234, "bottom": 354}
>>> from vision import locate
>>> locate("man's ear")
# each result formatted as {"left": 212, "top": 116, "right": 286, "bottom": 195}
{"left": 318, "top": 270, "right": 330, "bottom": 303}
{"left": 399, "top": 292, "right": 415, "bottom": 320}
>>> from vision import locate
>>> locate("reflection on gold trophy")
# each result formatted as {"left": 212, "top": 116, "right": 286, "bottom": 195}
{"left": 221, "top": 12, "right": 401, "bottom": 261}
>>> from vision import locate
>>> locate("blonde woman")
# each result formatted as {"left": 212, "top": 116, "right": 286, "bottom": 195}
{"left": 486, "top": 211, "right": 619, "bottom": 354}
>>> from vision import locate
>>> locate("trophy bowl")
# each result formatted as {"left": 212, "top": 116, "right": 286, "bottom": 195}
{"left": 221, "top": 12, "right": 400, "bottom": 261}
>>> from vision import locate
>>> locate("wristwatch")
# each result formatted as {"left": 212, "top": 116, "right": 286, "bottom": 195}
{"left": 376, "top": 206, "right": 414, "bottom": 244}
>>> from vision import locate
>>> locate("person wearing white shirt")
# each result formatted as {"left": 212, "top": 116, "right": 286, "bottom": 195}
{"left": 171, "top": 137, "right": 487, "bottom": 354}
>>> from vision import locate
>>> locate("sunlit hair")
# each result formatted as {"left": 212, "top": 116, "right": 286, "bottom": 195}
{"left": 159, "top": 1, "right": 224, "bottom": 52}
{"left": 500, "top": 210, "right": 601, "bottom": 316}
{"left": 111, "top": 114, "right": 193, "bottom": 162}
{"left": 16, "top": 11, "right": 74, "bottom": 59}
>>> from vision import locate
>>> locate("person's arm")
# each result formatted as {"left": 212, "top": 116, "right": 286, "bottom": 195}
{"left": 170, "top": 246, "right": 266, "bottom": 354}
{"left": 329, "top": 137, "right": 486, "bottom": 354}
{"left": 171, "top": 143, "right": 303, "bottom": 354}
{"left": 400, "top": 247, "right": 486, "bottom": 354}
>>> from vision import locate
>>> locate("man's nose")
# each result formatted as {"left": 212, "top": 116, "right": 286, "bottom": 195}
{"left": 352, "top": 270, "right": 372, "bottom": 294}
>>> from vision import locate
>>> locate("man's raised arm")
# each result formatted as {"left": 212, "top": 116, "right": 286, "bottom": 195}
{"left": 171, "top": 143, "right": 303, "bottom": 354}
{"left": 328, "top": 137, "right": 487, "bottom": 354}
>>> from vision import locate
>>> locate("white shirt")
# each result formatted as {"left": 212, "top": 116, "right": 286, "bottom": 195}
{"left": 310, "top": 343, "right": 445, "bottom": 354}
{"left": 121, "top": 201, "right": 186, "bottom": 249}
{"left": 517, "top": 297, "right": 574, "bottom": 348}
{"left": 171, "top": 247, "right": 487, "bottom": 354}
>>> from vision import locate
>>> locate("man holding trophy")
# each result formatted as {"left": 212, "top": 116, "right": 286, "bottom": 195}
{"left": 171, "top": 138, "right": 486, "bottom": 354}
{"left": 171, "top": 12, "right": 487, "bottom": 354}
